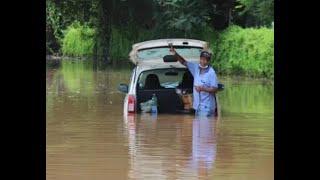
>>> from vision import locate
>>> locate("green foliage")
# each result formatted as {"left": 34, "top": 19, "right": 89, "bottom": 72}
{"left": 109, "top": 25, "right": 155, "bottom": 60}
{"left": 198, "top": 25, "right": 218, "bottom": 48}
{"left": 62, "top": 22, "right": 95, "bottom": 56}
{"left": 54, "top": 0, "right": 94, "bottom": 26}
{"left": 109, "top": 27, "right": 132, "bottom": 60}
{"left": 153, "top": 0, "right": 210, "bottom": 37}
{"left": 47, "top": 0, "right": 274, "bottom": 79}
{"left": 46, "top": 0, "right": 64, "bottom": 54}
{"left": 212, "top": 25, "right": 274, "bottom": 79}
{"left": 234, "top": 0, "right": 274, "bottom": 27}
{"left": 46, "top": 1, "right": 64, "bottom": 41}
{"left": 237, "top": 0, "right": 255, "bottom": 13}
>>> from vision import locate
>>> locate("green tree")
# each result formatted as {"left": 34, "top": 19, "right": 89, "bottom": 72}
{"left": 204, "top": 0, "right": 236, "bottom": 30}
{"left": 46, "top": 0, "right": 64, "bottom": 54}
{"left": 233, "top": 0, "right": 274, "bottom": 27}
{"left": 46, "top": 0, "right": 96, "bottom": 54}
{"left": 153, "top": 0, "right": 211, "bottom": 37}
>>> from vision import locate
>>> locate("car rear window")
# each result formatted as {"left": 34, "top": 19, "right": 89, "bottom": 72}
{"left": 137, "top": 68, "right": 192, "bottom": 89}
{"left": 137, "top": 46, "right": 202, "bottom": 60}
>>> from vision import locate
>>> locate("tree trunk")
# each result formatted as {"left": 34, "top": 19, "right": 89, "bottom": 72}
{"left": 228, "top": 8, "right": 232, "bottom": 26}
{"left": 95, "top": 0, "right": 113, "bottom": 63}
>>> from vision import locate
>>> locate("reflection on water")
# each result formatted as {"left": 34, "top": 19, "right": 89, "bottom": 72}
{"left": 218, "top": 76, "right": 274, "bottom": 115}
{"left": 123, "top": 114, "right": 218, "bottom": 179}
{"left": 47, "top": 59, "right": 273, "bottom": 180}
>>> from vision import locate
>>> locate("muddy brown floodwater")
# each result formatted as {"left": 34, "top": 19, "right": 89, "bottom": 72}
{"left": 47, "top": 60, "right": 274, "bottom": 180}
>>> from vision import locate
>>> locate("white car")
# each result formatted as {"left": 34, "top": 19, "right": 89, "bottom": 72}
{"left": 118, "top": 39, "right": 224, "bottom": 116}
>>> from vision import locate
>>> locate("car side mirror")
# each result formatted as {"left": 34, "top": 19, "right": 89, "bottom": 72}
{"left": 118, "top": 83, "right": 128, "bottom": 93}
{"left": 163, "top": 55, "right": 178, "bottom": 62}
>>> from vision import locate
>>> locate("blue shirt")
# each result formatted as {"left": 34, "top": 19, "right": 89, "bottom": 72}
{"left": 186, "top": 61, "right": 218, "bottom": 112}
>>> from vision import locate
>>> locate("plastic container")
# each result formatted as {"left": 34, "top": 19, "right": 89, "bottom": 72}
{"left": 151, "top": 94, "right": 158, "bottom": 114}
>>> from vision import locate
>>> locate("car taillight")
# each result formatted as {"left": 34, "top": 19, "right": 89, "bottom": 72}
{"left": 128, "top": 95, "right": 136, "bottom": 113}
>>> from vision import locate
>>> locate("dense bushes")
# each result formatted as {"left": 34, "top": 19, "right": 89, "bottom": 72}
{"left": 211, "top": 25, "right": 274, "bottom": 79}
{"left": 60, "top": 23, "right": 274, "bottom": 79}
{"left": 62, "top": 23, "right": 95, "bottom": 56}
{"left": 61, "top": 23, "right": 154, "bottom": 60}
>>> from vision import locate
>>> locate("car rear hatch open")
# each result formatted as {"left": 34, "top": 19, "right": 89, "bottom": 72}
{"left": 129, "top": 39, "right": 211, "bottom": 66}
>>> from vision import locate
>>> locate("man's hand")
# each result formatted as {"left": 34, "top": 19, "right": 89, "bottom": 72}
{"left": 169, "top": 46, "right": 176, "bottom": 55}
{"left": 195, "top": 86, "right": 218, "bottom": 94}
{"left": 195, "top": 86, "right": 203, "bottom": 92}
{"left": 169, "top": 45, "right": 187, "bottom": 65}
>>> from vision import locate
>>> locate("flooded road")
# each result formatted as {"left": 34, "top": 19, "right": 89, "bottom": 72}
{"left": 46, "top": 60, "right": 273, "bottom": 180}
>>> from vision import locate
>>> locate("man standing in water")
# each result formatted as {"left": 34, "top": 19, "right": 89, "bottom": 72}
{"left": 170, "top": 46, "right": 219, "bottom": 116}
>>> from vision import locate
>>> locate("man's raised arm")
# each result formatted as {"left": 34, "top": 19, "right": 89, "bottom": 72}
{"left": 169, "top": 46, "right": 187, "bottom": 66}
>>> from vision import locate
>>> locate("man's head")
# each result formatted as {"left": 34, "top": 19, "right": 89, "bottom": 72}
{"left": 199, "top": 51, "right": 212, "bottom": 68}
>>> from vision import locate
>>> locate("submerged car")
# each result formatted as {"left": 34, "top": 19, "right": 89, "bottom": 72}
{"left": 118, "top": 39, "right": 224, "bottom": 116}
